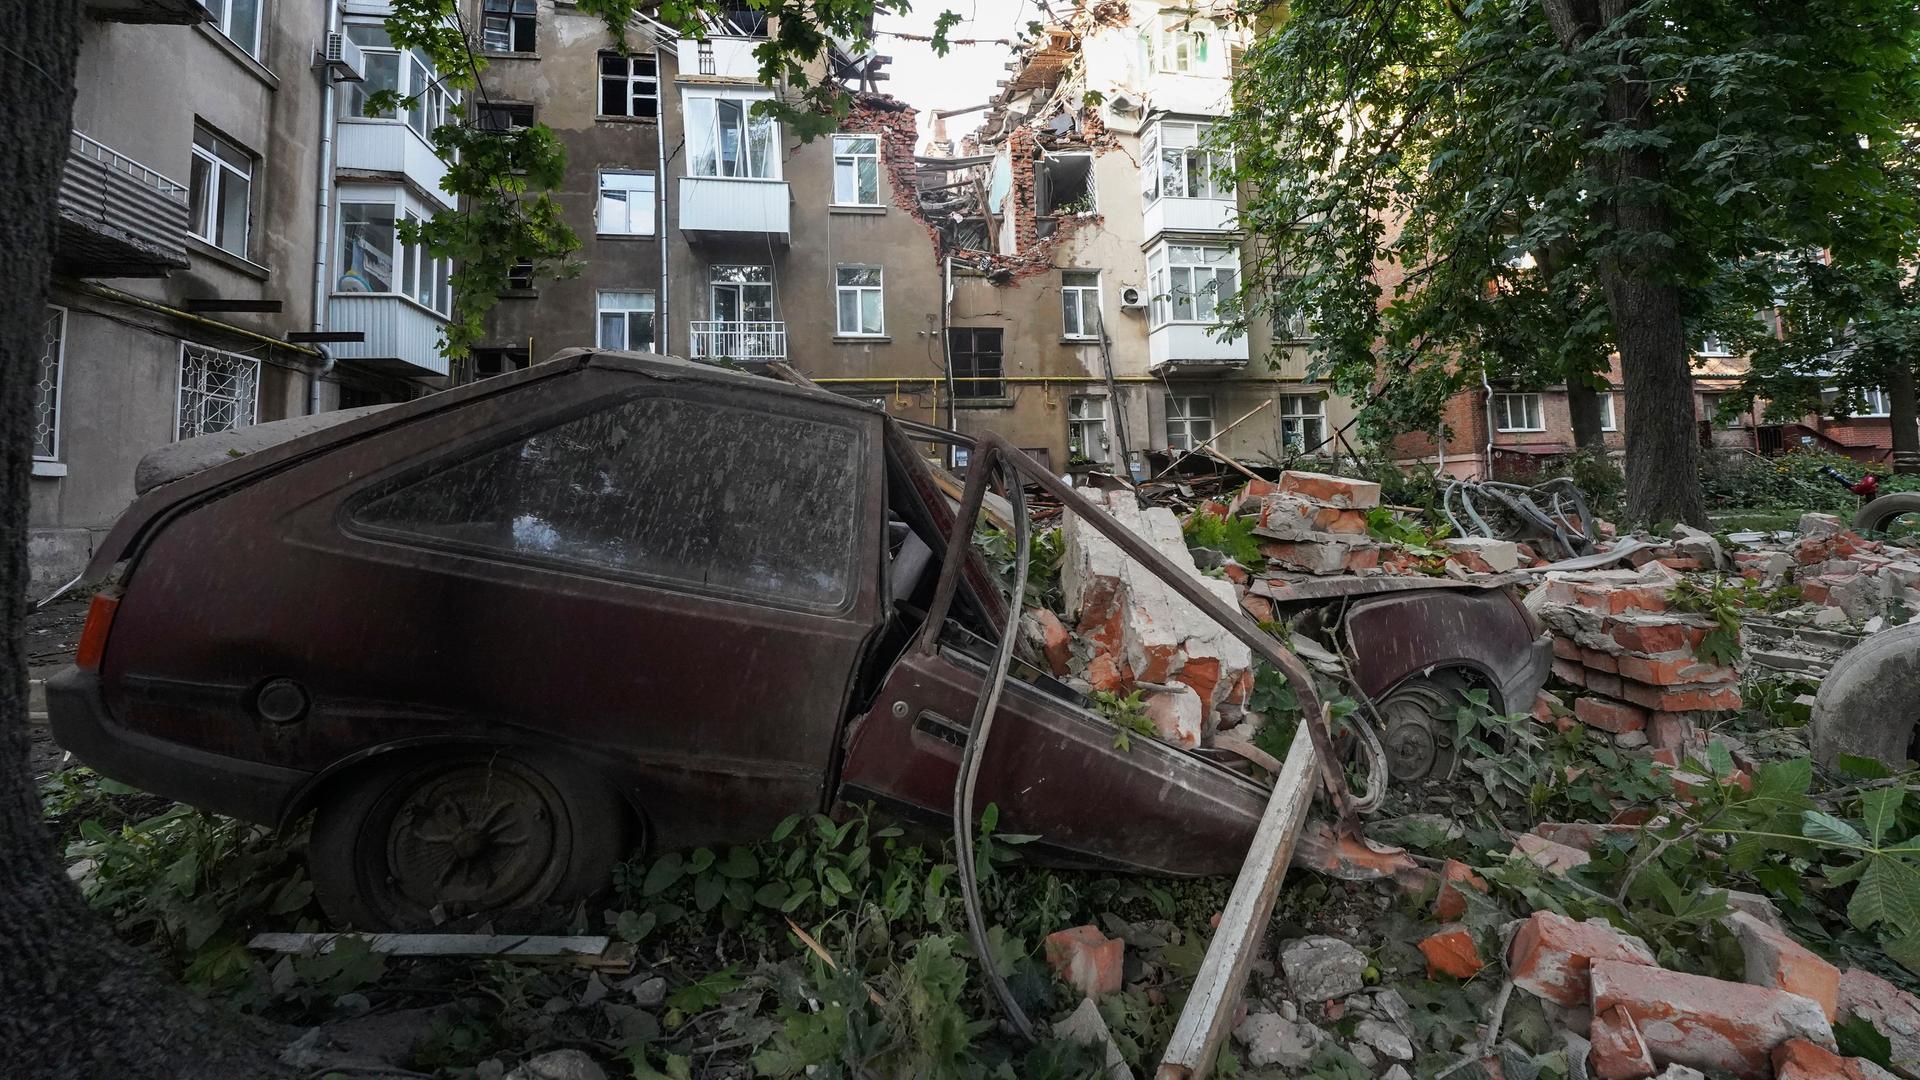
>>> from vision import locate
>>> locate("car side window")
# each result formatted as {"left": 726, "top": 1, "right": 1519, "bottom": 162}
{"left": 350, "top": 395, "right": 865, "bottom": 610}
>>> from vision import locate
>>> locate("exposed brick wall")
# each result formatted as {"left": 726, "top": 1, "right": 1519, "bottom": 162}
{"left": 842, "top": 92, "right": 944, "bottom": 254}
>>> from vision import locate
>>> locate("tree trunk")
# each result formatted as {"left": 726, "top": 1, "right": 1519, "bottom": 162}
{"left": 1539, "top": 0, "right": 1707, "bottom": 526}
{"left": 0, "top": 8, "right": 280, "bottom": 1078}
{"left": 1888, "top": 362, "right": 1920, "bottom": 474}
{"left": 1566, "top": 380, "right": 1606, "bottom": 452}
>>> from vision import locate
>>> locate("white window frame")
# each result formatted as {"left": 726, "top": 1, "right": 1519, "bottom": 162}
{"left": 598, "top": 51, "right": 658, "bottom": 119}
{"left": 1142, "top": 120, "right": 1233, "bottom": 204}
{"left": 1859, "top": 387, "right": 1892, "bottom": 417}
{"left": 1068, "top": 394, "right": 1109, "bottom": 463}
{"left": 1061, "top": 270, "right": 1102, "bottom": 339}
{"left": 177, "top": 342, "right": 260, "bottom": 441}
{"left": 685, "top": 90, "right": 781, "bottom": 180}
{"left": 481, "top": 0, "right": 537, "bottom": 53}
{"left": 1494, "top": 392, "right": 1545, "bottom": 433}
{"left": 202, "top": 0, "right": 263, "bottom": 58}
{"left": 596, "top": 290, "right": 656, "bottom": 351}
{"left": 836, "top": 266, "right": 885, "bottom": 337}
{"left": 335, "top": 187, "right": 454, "bottom": 318}
{"left": 342, "top": 23, "right": 457, "bottom": 139}
{"left": 831, "top": 133, "right": 881, "bottom": 206}
{"left": 35, "top": 306, "right": 66, "bottom": 463}
{"left": 189, "top": 125, "right": 253, "bottom": 257}
{"left": 1278, "top": 394, "right": 1326, "bottom": 452}
{"left": 1139, "top": 14, "right": 1214, "bottom": 74}
{"left": 1698, "top": 333, "right": 1732, "bottom": 356}
{"left": 597, "top": 170, "right": 656, "bottom": 236}
{"left": 1147, "top": 242, "right": 1239, "bottom": 328}
{"left": 1167, "top": 395, "right": 1214, "bottom": 450}
{"left": 1597, "top": 392, "right": 1617, "bottom": 432}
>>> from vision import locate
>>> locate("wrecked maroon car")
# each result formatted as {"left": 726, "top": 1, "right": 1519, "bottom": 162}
{"left": 49, "top": 350, "right": 1549, "bottom": 929}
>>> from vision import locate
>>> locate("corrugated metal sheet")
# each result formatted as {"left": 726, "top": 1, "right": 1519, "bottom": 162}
{"left": 327, "top": 295, "right": 451, "bottom": 377}
{"left": 56, "top": 133, "right": 191, "bottom": 276}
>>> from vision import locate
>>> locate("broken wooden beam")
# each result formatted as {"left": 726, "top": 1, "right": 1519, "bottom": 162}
{"left": 1155, "top": 717, "right": 1321, "bottom": 1080}
{"left": 246, "top": 932, "right": 634, "bottom": 971}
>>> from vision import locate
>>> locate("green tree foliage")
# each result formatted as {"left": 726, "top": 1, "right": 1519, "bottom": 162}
{"left": 1223, "top": 0, "right": 1920, "bottom": 523}
{"left": 380, "top": 0, "right": 935, "bottom": 361}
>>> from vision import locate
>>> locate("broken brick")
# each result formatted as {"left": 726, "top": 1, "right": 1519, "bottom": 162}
{"left": 1609, "top": 617, "right": 1710, "bottom": 655}
{"left": 1616, "top": 654, "right": 1738, "bottom": 687}
{"left": 1514, "top": 834, "right": 1594, "bottom": 876}
{"left": 1591, "top": 1004, "right": 1658, "bottom": 1080}
{"left": 1837, "top": 968, "right": 1920, "bottom": 1078}
{"left": 1508, "top": 911, "right": 1657, "bottom": 1007}
{"left": 1576, "top": 696, "right": 1649, "bottom": 734}
{"left": 1045, "top": 925, "right": 1124, "bottom": 998}
{"left": 1084, "top": 653, "right": 1130, "bottom": 694}
{"left": 1554, "top": 636, "right": 1585, "bottom": 663}
{"left": 1590, "top": 958, "right": 1835, "bottom": 1078}
{"left": 1277, "top": 469, "right": 1381, "bottom": 509}
{"left": 1420, "top": 924, "right": 1485, "bottom": 980}
{"left": 1582, "top": 647, "right": 1624, "bottom": 674}
{"left": 1434, "top": 859, "right": 1489, "bottom": 920}
{"left": 1618, "top": 681, "right": 1741, "bottom": 713}
{"left": 1027, "top": 607, "right": 1072, "bottom": 676}
{"left": 1773, "top": 1038, "right": 1901, "bottom": 1080}
{"left": 1725, "top": 911, "right": 1839, "bottom": 1021}
{"left": 1553, "top": 658, "right": 1589, "bottom": 687}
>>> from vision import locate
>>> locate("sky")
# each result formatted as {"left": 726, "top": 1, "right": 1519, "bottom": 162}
{"left": 871, "top": 0, "right": 1043, "bottom": 147}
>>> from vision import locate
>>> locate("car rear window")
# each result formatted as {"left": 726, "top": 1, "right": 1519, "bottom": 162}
{"left": 350, "top": 395, "right": 865, "bottom": 611}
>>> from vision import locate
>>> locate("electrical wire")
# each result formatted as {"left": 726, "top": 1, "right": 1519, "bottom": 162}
{"left": 951, "top": 451, "right": 1038, "bottom": 1043}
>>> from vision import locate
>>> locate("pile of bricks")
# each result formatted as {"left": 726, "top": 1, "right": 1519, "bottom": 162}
{"left": 1243, "top": 470, "right": 1389, "bottom": 577}
{"left": 1528, "top": 562, "right": 1738, "bottom": 755}
{"left": 1420, "top": 898, "right": 1918, "bottom": 1080}
{"left": 1736, "top": 516, "right": 1920, "bottom": 627}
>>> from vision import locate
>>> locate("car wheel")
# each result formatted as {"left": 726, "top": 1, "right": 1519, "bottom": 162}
{"left": 309, "top": 748, "right": 625, "bottom": 930}
{"left": 1375, "top": 672, "right": 1477, "bottom": 783}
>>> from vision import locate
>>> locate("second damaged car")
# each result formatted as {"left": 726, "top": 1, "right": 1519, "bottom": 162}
{"left": 49, "top": 350, "right": 1549, "bottom": 929}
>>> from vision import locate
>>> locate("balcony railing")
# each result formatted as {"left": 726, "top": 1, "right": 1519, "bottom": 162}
{"left": 690, "top": 321, "right": 786, "bottom": 363}
{"left": 55, "top": 131, "right": 191, "bottom": 278}
{"left": 327, "top": 295, "right": 452, "bottom": 378}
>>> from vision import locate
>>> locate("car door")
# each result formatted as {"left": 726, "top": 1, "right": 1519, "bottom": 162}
{"left": 107, "top": 366, "right": 887, "bottom": 848}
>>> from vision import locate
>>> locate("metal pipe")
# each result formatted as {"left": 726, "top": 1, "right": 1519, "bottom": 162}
{"left": 655, "top": 41, "right": 670, "bottom": 354}
{"left": 309, "top": 0, "right": 340, "bottom": 413}
{"left": 71, "top": 283, "right": 321, "bottom": 359}
{"left": 941, "top": 256, "right": 958, "bottom": 449}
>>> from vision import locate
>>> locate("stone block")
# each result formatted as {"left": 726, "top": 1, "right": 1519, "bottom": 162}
{"left": 1281, "top": 935, "right": 1368, "bottom": 1002}
{"left": 1441, "top": 537, "right": 1522, "bottom": 573}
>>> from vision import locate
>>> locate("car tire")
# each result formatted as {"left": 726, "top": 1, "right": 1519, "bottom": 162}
{"left": 1375, "top": 671, "right": 1477, "bottom": 782}
{"left": 1854, "top": 493, "right": 1920, "bottom": 536}
{"left": 1812, "top": 620, "right": 1920, "bottom": 771}
{"left": 309, "top": 747, "right": 626, "bottom": 930}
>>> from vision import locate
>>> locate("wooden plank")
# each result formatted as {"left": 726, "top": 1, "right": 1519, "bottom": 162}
{"left": 1155, "top": 717, "right": 1322, "bottom": 1080}
{"left": 247, "top": 932, "right": 632, "bottom": 970}
{"left": 927, "top": 460, "right": 1017, "bottom": 532}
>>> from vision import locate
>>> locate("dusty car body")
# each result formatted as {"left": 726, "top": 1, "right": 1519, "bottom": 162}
{"left": 50, "top": 350, "right": 1549, "bottom": 928}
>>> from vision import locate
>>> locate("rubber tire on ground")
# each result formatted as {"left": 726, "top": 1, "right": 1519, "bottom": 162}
{"left": 1812, "top": 620, "right": 1920, "bottom": 770}
{"left": 1854, "top": 492, "right": 1920, "bottom": 535}
{"left": 1375, "top": 670, "right": 1477, "bottom": 782}
{"left": 308, "top": 748, "right": 626, "bottom": 930}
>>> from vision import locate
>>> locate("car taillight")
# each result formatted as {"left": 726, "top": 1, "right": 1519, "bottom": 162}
{"left": 74, "top": 591, "right": 121, "bottom": 671}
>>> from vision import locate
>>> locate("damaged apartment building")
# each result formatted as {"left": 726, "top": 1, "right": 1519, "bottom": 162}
{"left": 469, "top": 0, "right": 1355, "bottom": 476}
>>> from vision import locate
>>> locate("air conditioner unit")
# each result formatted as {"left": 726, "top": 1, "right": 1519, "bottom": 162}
{"left": 323, "top": 31, "right": 366, "bottom": 83}
{"left": 1119, "top": 286, "right": 1147, "bottom": 309}
{"left": 1107, "top": 92, "right": 1137, "bottom": 114}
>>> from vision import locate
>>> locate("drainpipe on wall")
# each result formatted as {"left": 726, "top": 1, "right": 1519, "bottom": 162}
{"left": 1481, "top": 368, "right": 1496, "bottom": 478}
{"left": 655, "top": 41, "right": 669, "bottom": 353}
{"left": 941, "top": 256, "right": 958, "bottom": 449}
{"left": 308, "top": 0, "right": 341, "bottom": 414}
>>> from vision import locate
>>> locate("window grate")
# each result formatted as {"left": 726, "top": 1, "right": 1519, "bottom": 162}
{"left": 35, "top": 307, "right": 65, "bottom": 461}
{"left": 178, "top": 343, "right": 259, "bottom": 440}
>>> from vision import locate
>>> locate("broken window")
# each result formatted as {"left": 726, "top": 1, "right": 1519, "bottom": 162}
{"left": 836, "top": 267, "right": 885, "bottom": 336}
{"left": 348, "top": 396, "right": 865, "bottom": 612}
{"left": 477, "top": 102, "right": 535, "bottom": 132}
{"left": 1278, "top": 394, "right": 1326, "bottom": 452}
{"left": 1144, "top": 121, "right": 1233, "bottom": 203}
{"left": 470, "top": 348, "right": 530, "bottom": 380}
{"left": 1061, "top": 270, "right": 1102, "bottom": 339}
{"left": 599, "top": 53, "right": 659, "bottom": 119}
{"left": 948, "top": 328, "right": 1004, "bottom": 399}
{"left": 1166, "top": 395, "right": 1213, "bottom": 450}
{"left": 1068, "top": 395, "right": 1109, "bottom": 463}
{"left": 482, "top": 0, "right": 536, "bottom": 53}
{"left": 1139, "top": 15, "right": 1214, "bottom": 74}
{"left": 832, "top": 134, "right": 881, "bottom": 205}
{"left": 1036, "top": 152, "right": 1094, "bottom": 216}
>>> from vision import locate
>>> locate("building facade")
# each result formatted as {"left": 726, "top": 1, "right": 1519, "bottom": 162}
{"left": 38, "top": 0, "right": 463, "bottom": 592}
